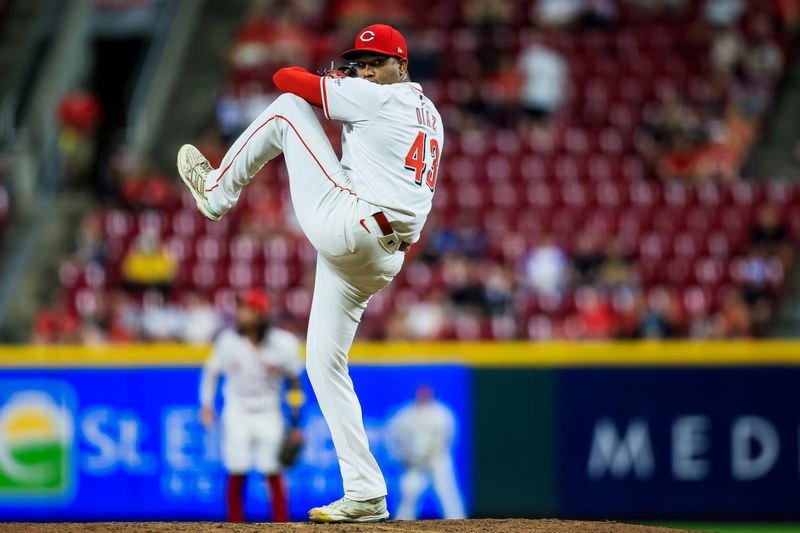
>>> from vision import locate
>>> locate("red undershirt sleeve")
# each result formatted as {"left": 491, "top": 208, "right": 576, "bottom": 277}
{"left": 272, "top": 67, "right": 323, "bottom": 108}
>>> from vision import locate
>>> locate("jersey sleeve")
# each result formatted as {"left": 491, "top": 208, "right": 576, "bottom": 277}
{"left": 272, "top": 66, "right": 323, "bottom": 107}
{"left": 273, "top": 329, "right": 303, "bottom": 378}
{"left": 198, "top": 339, "right": 225, "bottom": 407}
{"left": 320, "top": 76, "right": 387, "bottom": 122}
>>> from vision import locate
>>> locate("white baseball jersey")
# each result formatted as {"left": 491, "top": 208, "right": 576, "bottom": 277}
{"left": 320, "top": 77, "right": 444, "bottom": 243}
{"left": 199, "top": 327, "right": 302, "bottom": 413}
{"left": 389, "top": 401, "right": 455, "bottom": 466}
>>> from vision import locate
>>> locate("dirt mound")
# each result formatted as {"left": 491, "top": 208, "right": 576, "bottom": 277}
{"left": 2, "top": 519, "right": 698, "bottom": 532}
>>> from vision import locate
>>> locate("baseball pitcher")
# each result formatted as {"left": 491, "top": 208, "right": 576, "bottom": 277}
{"left": 199, "top": 288, "right": 304, "bottom": 523}
{"left": 180, "top": 24, "right": 443, "bottom": 522}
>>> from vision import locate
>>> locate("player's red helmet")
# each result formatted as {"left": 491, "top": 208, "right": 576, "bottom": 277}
{"left": 341, "top": 24, "right": 408, "bottom": 60}
{"left": 238, "top": 288, "right": 271, "bottom": 314}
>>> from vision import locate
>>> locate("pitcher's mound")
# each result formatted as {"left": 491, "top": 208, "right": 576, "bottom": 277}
{"left": 3, "top": 519, "right": 698, "bottom": 532}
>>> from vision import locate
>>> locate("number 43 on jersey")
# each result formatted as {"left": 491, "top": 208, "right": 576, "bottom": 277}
{"left": 404, "top": 131, "right": 440, "bottom": 191}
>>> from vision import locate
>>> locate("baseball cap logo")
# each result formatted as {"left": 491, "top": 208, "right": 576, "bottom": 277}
{"left": 359, "top": 30, "right": 375, "bottom": 42}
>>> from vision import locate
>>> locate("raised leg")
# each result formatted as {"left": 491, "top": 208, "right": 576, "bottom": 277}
{"left": 205, "top": 93, "right": 356, "bottom": 256}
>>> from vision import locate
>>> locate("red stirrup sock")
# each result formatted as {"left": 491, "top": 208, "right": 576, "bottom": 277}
{"left": 226, "top": 474, "right": 246, "bottom": 523}
{"left": 267, "top": 474, "right": 289, "bottom": 522}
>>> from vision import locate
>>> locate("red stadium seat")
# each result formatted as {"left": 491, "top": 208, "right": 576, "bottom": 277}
{"left": 672, "top": 231, "right": 701, "bottom": 258}
{"left": 693, "top": 256, "right": 725, "bottom": 286}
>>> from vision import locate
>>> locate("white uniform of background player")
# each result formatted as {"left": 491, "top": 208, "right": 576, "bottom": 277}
{"left": 178, "top": 23, "right": 443, "bottom": 522}
{"left": 199, "top": 289, "right": 302, "bottom": 523}
{"left": 200, "top": 328, "right": 301, "bottom": 474}
{"left": 388, "top": 385, "right": 466, "bottom": 520}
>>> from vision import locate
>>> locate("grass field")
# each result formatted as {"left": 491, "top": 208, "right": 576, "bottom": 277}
{"left": 657, "top": 523, "right": 800, "bottom": 532}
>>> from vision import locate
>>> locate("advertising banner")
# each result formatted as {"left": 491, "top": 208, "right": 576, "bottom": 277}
{"left": 0, "top": 365, "right": 471, "bottom": 521}
{"left": 557, "top": 367, "right": 800, "bottom": 518}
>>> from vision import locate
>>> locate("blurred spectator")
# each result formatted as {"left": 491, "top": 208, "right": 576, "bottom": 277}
{"left": 740, "top": 249, "right": 774, "bottom": 334}
{"left": 216, "top": 84, "right": 245, "bottom": 142}
{"left": 239, "top": 81, "right": 278, "bottom": 127}
{"left": 334, "top": 0, "right": 411, "bottom": 36}
{"left": 107, "top": 289, "right": 141, "bottom": 341}
{"left": 443, "top": 256, "right": 489, "bottom": 316}
{"left": 637, "top": 287, "right": 682, "bottom": 339}
{"left": 483, "top": 55, "right": 525, "bottom": 128}
{"left": 422, "top": 213, "right": 489, "bottom": 261}
{"left": 518, "top": 41, "right": 568, "bottom": 128}
{"left": 612, "top": 287, "right": 646, "bottom": 339}
{"left": 74, "top": 212, "right": 107, "bottom": 266}
{"left": 711, "top": 287, "right": 752, "bottom": 338}
{"left": 120, "top": 157, "right": 176, "bottom": 211}
{"left": 637, "top": 87, "right": 722, "bottom": 182}
{"left": 686, "top": 297, "right": 716, "bottom": 339}
{"left": 710, "top": 27, "right": 744, "bottom": 76}
{"left": 395, "top": 290, "right": 449, "bottom": 340}
{"left": 533, "top": 0, "right": 585, "bottom": 29}
{"left": 463, "top": 0, "right": 514, "bottom": 28}
{"left": 405, "top": 29, "right": 443, "bottom": 81}
{"left": 230, "top": 4, "right": 312, "bottom": 73}
{"left": 424, "top": 224, "right": 460, "bottom": 260}
{"left": 57, "top": 89, "right": 101, "bottom": 185}
{"left": 454, "top": 212, "right": 489, "bottom": 258}
{"left": 121, "top": 229, "right": 178, "bottom": 290}
{"left": 523, "top": 235, "right": 569, "bottom": 297}
{"left": 741, "top": 14, "right": 784, "bottom": 83}
{"left": 78, "top": 292, "right": 136, "bottom": 345}
{"left": 483, "top": 264, "right": 515, "bottom": 316}
{"left": 141, "top": 291, "right": 185, "bottom": 341}
{"left": 750, "top": 204, "right": 792, "bottom": 264}
{"left": 582, "top": 0, "right": 618, "bottom": 29}
{"left": 194, "top": 123, "right": 228, "bottom": 168}
{"left": 182, "top": 291, "right": 221, "bottom": 345}
{"left": 599, "top": 240, "right": 638, "bottom": 290}
{"left": 622, "top": 0, "right": 689, "bottom": 17}
{"left": 238, "top": 182, "right": 288, "bottom": 239}
{"left": 704, "top": 0, "right": 746, "bottom": 28}
{"left": 571, "top": 231, "right": 606, "bottom": 286}
{"left": 775, "top": 0, "right": 800, "bottom": 36}
{"left": 574, "top": 287, "right": 616, "bottom": 339}
{"left": 32, "top": 296, "right": 80, "bottom": 344}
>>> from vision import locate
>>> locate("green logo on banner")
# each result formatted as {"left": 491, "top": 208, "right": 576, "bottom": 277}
{"left": 0, "top": 390, "right": 73, "bottom": 494}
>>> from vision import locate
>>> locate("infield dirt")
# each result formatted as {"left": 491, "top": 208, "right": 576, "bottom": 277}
{"left": 2, "top": 519, "right": 703, "bottom": 532}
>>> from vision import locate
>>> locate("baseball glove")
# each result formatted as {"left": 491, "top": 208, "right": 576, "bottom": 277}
{"left": 278, "top": 432, "right": 304, "bottom": 467}
{"left": 321, "top": 61, "right": 358, "bottom": 79}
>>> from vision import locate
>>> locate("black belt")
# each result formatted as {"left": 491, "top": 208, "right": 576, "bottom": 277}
{"left": 372, "top": 211, "right": 411, "bottom": 252}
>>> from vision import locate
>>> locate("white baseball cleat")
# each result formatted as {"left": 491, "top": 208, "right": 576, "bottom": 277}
{"left": 308, "top": 496, "right": 389, "bottom": 523}
{"left": 176, "top": 144, "right": 222, "bottom": 221}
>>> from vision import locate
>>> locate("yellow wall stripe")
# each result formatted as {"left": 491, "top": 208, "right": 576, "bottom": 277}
{"left": 0, "top": 341, "right": 797, "bottom": 368}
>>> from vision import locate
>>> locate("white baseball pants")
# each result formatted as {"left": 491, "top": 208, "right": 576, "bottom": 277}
{"left": 395, "top": 454, "right": 466, "bottom": 520}
{"left": 221, "top": 407, "right": 284, "bottom": 474}
{"left": 206, "top": 94, "right": 404, "bottom": 501}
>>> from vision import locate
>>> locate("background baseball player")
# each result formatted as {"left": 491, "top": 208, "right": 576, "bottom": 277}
{"left": 199, "top": 288, "right": 304, "bottom": 523}
{"left": 388, "top": 385, "right": 466, "bottom": 520}
{"left": 179, "top": 23, "right": 443, "bottom": 523}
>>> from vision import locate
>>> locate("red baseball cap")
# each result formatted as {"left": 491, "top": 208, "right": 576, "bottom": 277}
{"left": 238, "top": 288, "right": 271, "bottom": 314}
{"left": 341, "top": 24, "right": 408, "bottom": 60}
